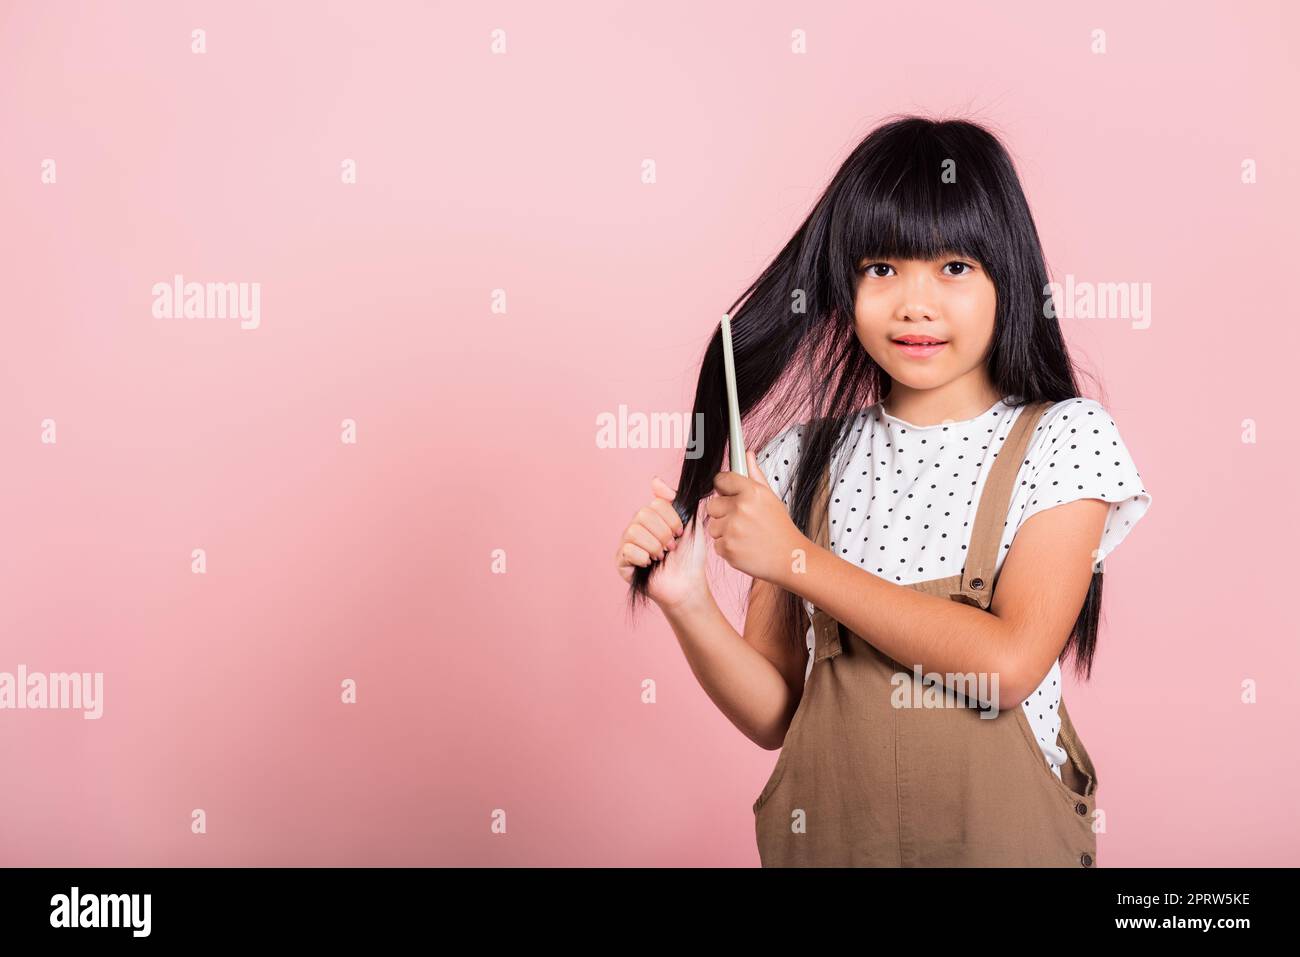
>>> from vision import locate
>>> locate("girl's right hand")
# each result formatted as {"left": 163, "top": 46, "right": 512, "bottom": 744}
{"left": 615, "top": 476, "right": 709, "bottom": 609}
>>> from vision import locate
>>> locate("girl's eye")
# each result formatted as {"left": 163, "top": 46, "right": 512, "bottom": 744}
{"left": 859, "top": 261, "right": 975, "bottom": 278}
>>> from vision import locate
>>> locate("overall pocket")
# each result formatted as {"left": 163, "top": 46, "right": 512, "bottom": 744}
{"left": 1055, "top": 696, "right": 1099, "bottom": 799}
{"left": 1012, "top": 701, "right": 1097, "bottom": 808}
{"left": 752, "top": 746, "right": 789, "bottom": 815}
{"left": 752, "top": 670, "right": 816, "bottom": 814}
{"left": 1010, "top": 703, "right": 1100, "bottom": 867}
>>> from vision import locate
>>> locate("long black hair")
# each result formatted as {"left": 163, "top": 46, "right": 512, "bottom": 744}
{"left": 626, "top": 114, "right": 1106, "bottom": 681}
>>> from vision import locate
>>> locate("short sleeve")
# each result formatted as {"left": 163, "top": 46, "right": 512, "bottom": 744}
{"left": 1013, "top": 398, "right": 1152, "bottom": 567}
{"left": 756, "top": 423, "right": 804, "bottom": 507}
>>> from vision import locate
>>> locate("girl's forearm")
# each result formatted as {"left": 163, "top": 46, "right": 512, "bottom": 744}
{"left": 658, "top": 587, "right": 799, "bottom": 751}
{"left": 774, "top": 537, "right": 1024, "bottom": 706}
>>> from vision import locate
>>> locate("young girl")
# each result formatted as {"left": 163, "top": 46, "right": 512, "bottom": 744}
{"left": 614, "top": 116, "right": 1151, "bottom": 867}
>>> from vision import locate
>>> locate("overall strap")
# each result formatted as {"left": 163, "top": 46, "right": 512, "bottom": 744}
{"left": 807, "top": 461, "right": 840, "bottom": 660}
{"left": 953, "top": 400, "right": 1053, "bottom": 608}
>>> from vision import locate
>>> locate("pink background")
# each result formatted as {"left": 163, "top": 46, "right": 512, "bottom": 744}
{"left": 1, "top": 0, "right": 1295, "bottom": 866}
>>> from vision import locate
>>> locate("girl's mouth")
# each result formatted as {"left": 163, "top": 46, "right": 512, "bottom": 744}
{"left": 892, "top": 338, "right": 948, "bottom": 358}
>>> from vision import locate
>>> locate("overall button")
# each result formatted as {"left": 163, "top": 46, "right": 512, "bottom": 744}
{"left": 970, "top": 578, "right": 984, "bottom": 590}
{"left": 1080, "top": 852, "right": 1093, "bottom": 868}
{"left": 1075, "top": 802, "right": 1088, "bottom": 816}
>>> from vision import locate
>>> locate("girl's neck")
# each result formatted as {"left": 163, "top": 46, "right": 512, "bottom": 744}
{"left": 880, "top": 379, "right": 1005, "bottom": 429}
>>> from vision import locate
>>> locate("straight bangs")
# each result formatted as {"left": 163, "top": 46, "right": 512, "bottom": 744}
{"left": 829, "top": 134, "right": 1010, "bottom": 295}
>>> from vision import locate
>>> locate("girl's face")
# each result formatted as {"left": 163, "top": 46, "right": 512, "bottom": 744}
{"left": 853, "top": 253, "right": 997, "bottom": 395}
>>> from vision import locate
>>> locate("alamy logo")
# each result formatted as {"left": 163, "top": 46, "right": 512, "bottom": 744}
{"left": 152, "top": 273, "right": 261, "bottom": 329}
{"left": 891, "top": 665, "right": 1001, "bottom": 718}
{"left": 50, "top": 886, "right": 151, "bottom": 937}
{"left": 1043, "top": 274, "right": 1151, "bottom": 329}
{"left": 0, "top": 666, "right": 103, "bottom": 719}
{"left": 595, "top": 405, "right": 705, "bottom": 458}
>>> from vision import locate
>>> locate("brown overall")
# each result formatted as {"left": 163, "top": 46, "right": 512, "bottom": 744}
{"left": 753, "top": 400, "right": 1100, "bottom": 867}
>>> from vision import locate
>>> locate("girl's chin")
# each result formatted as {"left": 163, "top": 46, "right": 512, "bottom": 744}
{"left": 878, "top": 362, "right": 954, "bottom": 385}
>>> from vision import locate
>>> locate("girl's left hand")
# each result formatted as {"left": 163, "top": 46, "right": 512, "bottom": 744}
{"left": 706, "top": 450, "right": 809, "bottom": 584}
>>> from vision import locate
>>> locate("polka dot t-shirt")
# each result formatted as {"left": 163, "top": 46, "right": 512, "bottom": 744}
{"left": 756, "top": 395, "right": 1152, "bottom": 780}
